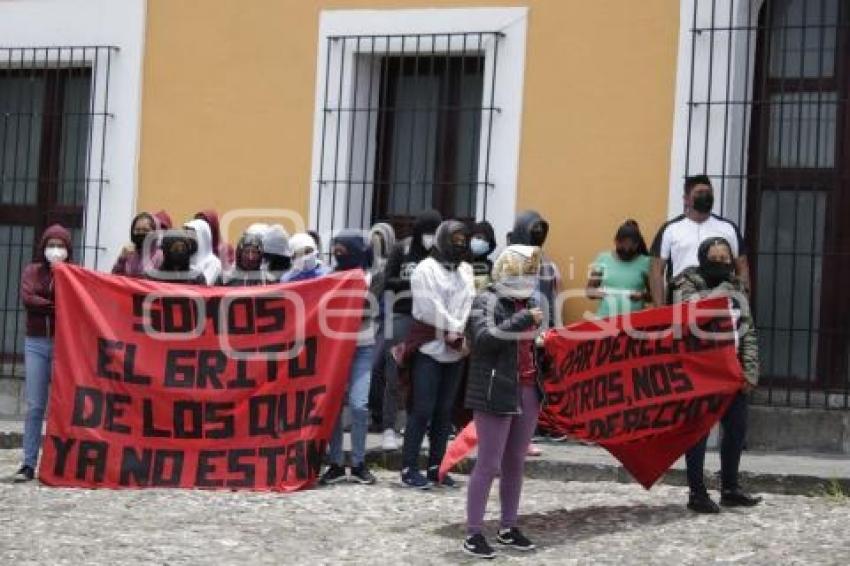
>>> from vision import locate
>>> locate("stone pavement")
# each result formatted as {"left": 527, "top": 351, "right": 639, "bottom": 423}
{"left": 0, "top": 449, "right": 848, "bottom": 565}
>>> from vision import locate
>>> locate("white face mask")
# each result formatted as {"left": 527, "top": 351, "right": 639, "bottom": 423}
{"left": 470, "top": 237, "right": 490, "bottom": 257}
{"left": 421, "top": 234, "right": 435, "bottom": 250}
{"left": 496, "top": 275, "right": 537, "bottom": 299}
{"left": 292, "top": 251, "right": 318, "bottom": 273}
{"left": 44, "top": 246, "right": 68, "bottom": 264}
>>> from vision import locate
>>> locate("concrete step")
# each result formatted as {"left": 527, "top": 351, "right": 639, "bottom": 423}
{"left": 362, "top": 434, "right": 850, "bottom": 497}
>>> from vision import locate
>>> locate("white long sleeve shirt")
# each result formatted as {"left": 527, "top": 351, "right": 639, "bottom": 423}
{"left": 411, "top": 257, "right": 475, "bottom": 363}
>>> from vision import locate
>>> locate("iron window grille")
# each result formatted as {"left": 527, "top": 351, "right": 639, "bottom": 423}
{"left": 681, "top": 0, "right": 848, "bottom": 408}
{"left": 313, "top": 32, "right": 502, "bottom": 240}
{"left": 0, "top": 45, "right": 116, "bottom": 382}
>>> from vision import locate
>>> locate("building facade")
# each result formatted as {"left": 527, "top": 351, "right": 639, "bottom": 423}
{"left": 0, "top": 0, "right": 847, "bottom": 414}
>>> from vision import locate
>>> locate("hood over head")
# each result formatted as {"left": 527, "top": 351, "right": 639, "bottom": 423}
{"left": 433, "top": 220, "right": 469, "bottom": 267}
{"left": 510, "top": 210, "right": 549, "bottom": 247}
{"left": 370, "top": 222, "right": 396, "bottom": 260}
{"left": 184, "top": 218, "right": 214, "bottom": 260}
{"left": 236, "top": 232, "right": 264, "bottom": 271}
{"left": 262, "top": 224, "right": 290, "bottom": 257}
{"left": 492, "top": 244, "right": 541, "bottom": 299}
{"left": 471, "top": 220, "right": 497, "bottom": 256}
{"left": 39, "top": 224, "right": 73, "bottom": 263}
{"left": 332, "top": 230, "right": 370, "bottom": 271}
{"left": 152, "top": 209, "right": 173, "bottom": 231}
{"left": 194, "top": 209, "right": 222, "bottom": 257}
{"left": 409, "top": 209, "right": 442, "bottom": 256}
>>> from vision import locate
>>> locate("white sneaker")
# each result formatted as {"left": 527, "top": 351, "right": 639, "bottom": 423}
{"left": 382, "top": 428, "right": 398, "bottom": 451}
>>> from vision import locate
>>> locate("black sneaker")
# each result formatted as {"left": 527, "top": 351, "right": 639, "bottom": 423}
{"left": 400, "top": 468, "right": 430, "bottom": 490}
{"left": 350, "top": 463, "right": 376, "bottom": 485}
{"left": 427, "top": 466, "right": 458, "bottom": 488}
{"left": 496, "top": 527, "right": 536, "bottom": 551}
{"left": 463, "top": 534, "right": 496, "bottom": 559}
{"left": 720, "top": 489, "right": 763, "bottom": 507}
{"left": 687, "top": 491, "right": 720, "bottom": 514}
{"left": 318, "top": 464, "right": 347, "bottom": 486}
{"left": 12, "top": 465, "right": 34, "bottom": 483}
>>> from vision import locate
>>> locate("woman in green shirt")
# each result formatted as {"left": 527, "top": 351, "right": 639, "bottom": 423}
{"left": 586, "top": 220, "right": 651, "bottom": 318}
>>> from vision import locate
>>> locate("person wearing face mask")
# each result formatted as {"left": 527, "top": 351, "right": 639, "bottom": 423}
{"left": 14, "top": 224, "right": 72, "bottom": 482}
{"left": 261, "top": 224, "right": 292, "bottom": 280}
{"left": 461, "top": 245, "right": 545, "bottom": 558}
{"left": 398, "top": 220, "right": 475, "bottom": 489}
{"left": 217, "top": 232, "right": 276, "bottom": 286}
{"left": 507, "top": 211, "right": 560, "bottom": 330}
{"left": 112, "top": 212, "right": 162, "bottom": 277}
{"left": 586, "top": 220, "right": 651, "bottom": 318}
{"left": 470, "top": 221, "right": 497, "bottom": 292}
{"left": 194, "top": 209, "right": 235, "bottom": 271}
{"left": 380, "top": 209, "right": 441, "bottom": 450}
{"left": 280, "top": 232, "right": 328, "bottom": 282}
{"left": 183, "top": 218, "right": 223, "bottom": 286}
{"left": 650, "top": 175, "right": 750, "bottom": 307}
{"left": 146, "top": 230, "right": 207, "bottom": 285}
{"left": 673, "top": 237, "right": 761, "bottom": 514}
{"left": 318, "top": 231, "right": 383, "bottom": 486}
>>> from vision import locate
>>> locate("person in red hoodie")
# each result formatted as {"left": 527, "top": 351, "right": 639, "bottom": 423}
{"left": 194, "top": 209, "right": 235, "bottom": 270}
{"left": 14, "top": 224, "right": 72, "bottom": 482}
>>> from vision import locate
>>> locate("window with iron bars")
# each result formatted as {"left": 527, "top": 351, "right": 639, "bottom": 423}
{"left": 0, "top": 46, "right": 115, "bottom": 381}
{"left": 681, "top": 0, "right": 848, "bottom": 408}
{"left": 313, "top": 32, "right": 501, "bottom": 240}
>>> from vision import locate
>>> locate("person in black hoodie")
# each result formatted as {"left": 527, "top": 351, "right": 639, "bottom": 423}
{"left": 470, "top": 220, "right": 497, "bottom": 292}
{"left": 508, "top": 211, "right": 560, "bottom": 329}
{"left": 145, "top": 230, "right": 207, "bottom": 285}
{"left": 217, "top": 232, "right": 277, "bottom": 287}
{"left": 379, "top": 209, "right": 442, "bottom": 450}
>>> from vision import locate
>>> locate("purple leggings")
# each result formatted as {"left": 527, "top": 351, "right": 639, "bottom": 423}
{"left": 466, "top": 384, "right": 540, "bottom": 535}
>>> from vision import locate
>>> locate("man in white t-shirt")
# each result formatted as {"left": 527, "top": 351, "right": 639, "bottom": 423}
{"left": 649, "top": 175, "right": 750, "bottom": 305}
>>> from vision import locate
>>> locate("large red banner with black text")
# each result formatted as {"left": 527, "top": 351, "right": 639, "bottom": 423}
{"left": 39, "top": 264, "right": 365, "bottom": 491}
{"left": 539, "top": 297, "right": 745, "bottom": 488}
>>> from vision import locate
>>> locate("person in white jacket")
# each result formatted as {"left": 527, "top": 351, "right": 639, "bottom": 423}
{"left": 400, "top": 219, "right": 475, "bottom": 489}
{"left": 183, "top": 218, "right": 223, "bottom": 286}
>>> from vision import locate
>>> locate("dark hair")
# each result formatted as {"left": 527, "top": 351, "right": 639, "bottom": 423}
{"left": 615, "top": 219, "right": 649, "bottom": 256}
{"left": 684, "top": 174, "right": 712, "bottom": 195}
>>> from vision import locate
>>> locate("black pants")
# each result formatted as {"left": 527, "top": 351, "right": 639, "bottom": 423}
{"left": 401, "top": 352, "right": 463, "bottom": 471}
{"left": 686, "top": 392, "right": 748, "bottom": 493}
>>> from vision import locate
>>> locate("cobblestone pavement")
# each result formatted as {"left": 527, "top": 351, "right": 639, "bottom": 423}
{"left": 0, "top": 450, "right": 848, "bottom": 565}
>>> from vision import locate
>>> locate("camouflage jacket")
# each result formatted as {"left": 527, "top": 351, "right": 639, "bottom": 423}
{"left": 671, "top": 267, "right": 759, "bottom": 386}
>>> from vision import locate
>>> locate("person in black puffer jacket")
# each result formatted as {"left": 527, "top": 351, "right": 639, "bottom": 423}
{"left": 461, "top": 244, "right": 545, "bottom": 558}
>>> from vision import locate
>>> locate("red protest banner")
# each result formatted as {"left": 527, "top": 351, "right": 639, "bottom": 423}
{"left": 540, "top": 297, "right": 745, "bottom": 488}
{"left": 39, "top": 264, "right": 365, "bottom": 491}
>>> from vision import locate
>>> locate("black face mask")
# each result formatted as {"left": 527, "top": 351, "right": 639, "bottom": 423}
{"left": 617, "top": 247, "right": 638, "bottom": 261}
{"left": 530, "top": 225, "right": 548, "bottom": 247}
{"left": 692, "top": 193, "right": 714, "bottom": 214}
{"left": 186, "top": 237, "right": 198, "bottom": 256}
{"left": 700, "top": 260, "right": 734, "bottom": 287}
{"left": 131, "top": 233, "right": 148, "bottom": 250}
{"left": 165, "top": 249, "right": 191, "bottom": 271}
{"left": 265, "top": 254, "right": 291, "bottom": 273}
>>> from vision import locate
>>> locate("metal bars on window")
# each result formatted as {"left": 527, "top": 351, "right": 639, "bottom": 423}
{"left": 313, "top": 32, "right": 501, "bottom": 239}
{"left": 0, "top": 45, "right": 116, "bottom": 384}
{"left": 682, "top": 0, "right": 849, "bottom": 409}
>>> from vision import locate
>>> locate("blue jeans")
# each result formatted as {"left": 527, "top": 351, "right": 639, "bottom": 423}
{"left": 23, "top": 337, "right": 54, "bottom": 468}
{"left": 328, "top": 344, "right": 374, "bottom": 467}
{"left": 401, "top": 352, "right": 463, "bottom": 471}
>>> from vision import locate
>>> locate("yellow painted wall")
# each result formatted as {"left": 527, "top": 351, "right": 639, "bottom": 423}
{"left": 138, "top": 0, "right": 679, "bottom": 323}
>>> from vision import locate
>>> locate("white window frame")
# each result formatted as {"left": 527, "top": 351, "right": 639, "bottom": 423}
{"left": 667, "top": 0, "right": 765, "bottom": 230}
{"left": 308, "top": 7, "right": 528, "bottom": 246}
{"left": 0, "top": 0, "right": 146, "bottom": 271}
